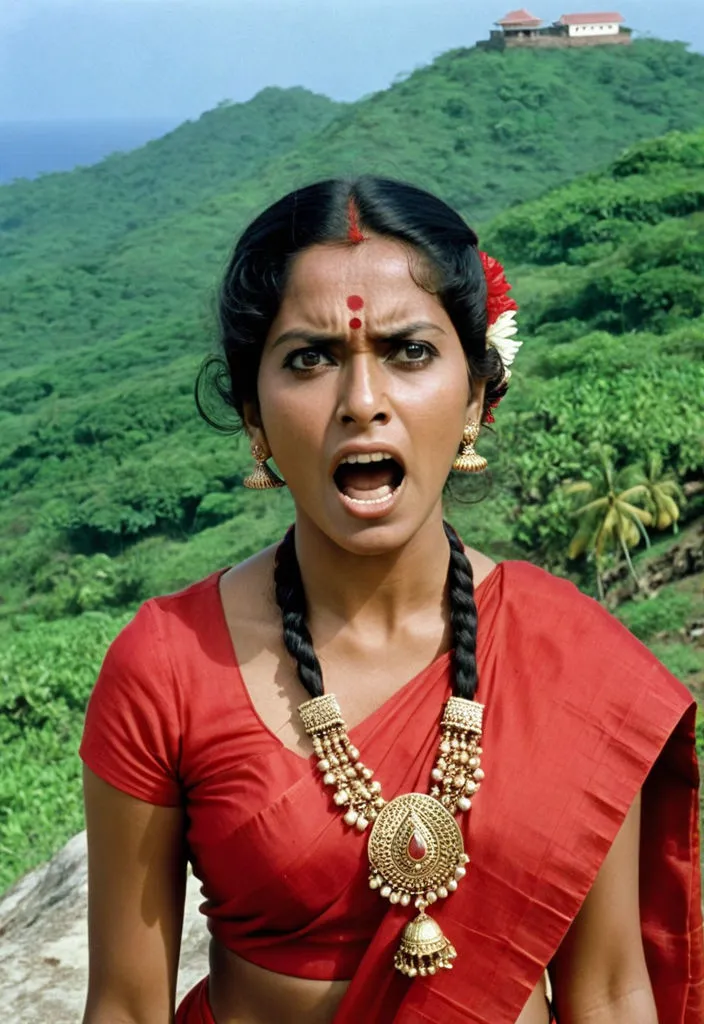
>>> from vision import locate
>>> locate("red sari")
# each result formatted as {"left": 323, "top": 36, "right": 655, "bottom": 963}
{"left": 81, "top": 560, "right": 703, "bottom": 1023}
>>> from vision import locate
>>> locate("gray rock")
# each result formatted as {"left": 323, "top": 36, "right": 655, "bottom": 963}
{"left": 0, "top": 832, "right": 209, "bottom": 1022}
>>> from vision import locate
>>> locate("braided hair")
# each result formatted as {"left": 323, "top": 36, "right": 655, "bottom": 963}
{"left": 273, "top": 522, "right": 479, "bottom": 702}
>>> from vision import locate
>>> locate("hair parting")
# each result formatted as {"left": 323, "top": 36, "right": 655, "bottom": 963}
{"left": 347, "top": 195, "right": 366, "bottom": 244}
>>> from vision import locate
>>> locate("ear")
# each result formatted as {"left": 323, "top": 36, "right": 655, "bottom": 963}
{"left": 242, "top": 398, "right": 270, "bottom": 455}
{"left": 466, "top": 376, "right": 488, "bottom": 426}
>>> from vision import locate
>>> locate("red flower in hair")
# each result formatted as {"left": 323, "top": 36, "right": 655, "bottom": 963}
{"left": 479, "top": 251, "right": 518, "bottom": 325}
{"left": 483, "top": 397, "right": 502, "bottom": 426}
{"left": 477, "top": 251, "right": 521, "bottom": 424}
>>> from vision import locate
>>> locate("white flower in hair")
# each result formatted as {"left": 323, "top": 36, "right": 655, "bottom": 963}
{"left": 486, "top": 309, "right": 522, "bottom": 377}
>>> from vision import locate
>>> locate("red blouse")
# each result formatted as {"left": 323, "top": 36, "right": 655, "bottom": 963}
{"left": 80, "top": 560, "right": 704, "bottom": 1021}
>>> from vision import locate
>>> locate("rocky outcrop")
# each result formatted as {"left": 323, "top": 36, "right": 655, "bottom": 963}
{"left": 0, "top": 832, "right": 209, "bottom": 1022}
{"left": 604, "top": 520, "right": 704, "bottom": 607}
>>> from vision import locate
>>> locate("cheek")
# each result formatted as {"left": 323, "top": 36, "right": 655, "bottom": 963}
{"left": 256, "top": 371, "right": 328, "bottom": 460}
{"left": 402, "top": 364, "right": 470, "bottom": 441}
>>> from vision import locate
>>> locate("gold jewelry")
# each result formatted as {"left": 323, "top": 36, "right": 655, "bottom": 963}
{"left": 243, "top": 442, "right": 285, "bottom": 490}
{"left": 452, "top": 421, "right": 487, "bottom": 474}
{"left": 299, "top": 692, "right": 485, "bottom": 978}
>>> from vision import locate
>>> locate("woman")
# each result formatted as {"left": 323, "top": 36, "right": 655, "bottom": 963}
{"left": 80, "top": 177, "right": 703, "bottom": 1024}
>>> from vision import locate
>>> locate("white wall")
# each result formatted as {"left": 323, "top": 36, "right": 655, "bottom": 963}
{"left": 567, "top": 22, "right": 619, "bottom": 36}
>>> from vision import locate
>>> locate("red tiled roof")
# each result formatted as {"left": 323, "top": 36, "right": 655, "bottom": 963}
{"left": 558, "top": 12, "right": 625, "bottom": 24}
{"left": 496, "top": 9, "right": 543, "bottom": 26}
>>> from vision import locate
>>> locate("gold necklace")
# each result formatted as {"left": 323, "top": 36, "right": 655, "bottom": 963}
{"left": 299, "top": 692, "right": 484, "bottom": 977}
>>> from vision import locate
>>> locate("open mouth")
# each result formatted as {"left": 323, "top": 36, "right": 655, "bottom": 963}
{"left": 333, "top": 451, "right": 406, "bottom": 507}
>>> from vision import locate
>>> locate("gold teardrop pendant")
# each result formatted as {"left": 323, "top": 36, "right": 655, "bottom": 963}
{"left": 394, "top": 910, "right": 457, "bottom": 977}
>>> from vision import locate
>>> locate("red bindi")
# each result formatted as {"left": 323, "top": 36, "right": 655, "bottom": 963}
{"left": 346, "top": 295, "right": 364, "bottom": 311}
{"left": 349, "top": 317, "right": 362, "bottom": 330}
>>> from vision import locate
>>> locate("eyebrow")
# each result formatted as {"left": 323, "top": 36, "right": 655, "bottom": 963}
{"left": 270, "top": 321, "right": 446, "bottom": 349}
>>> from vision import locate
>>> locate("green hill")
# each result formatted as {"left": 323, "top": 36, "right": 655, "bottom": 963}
{"left": 0, "top": 87, "right": 341, "bottom": 273}
{"left": 0, "top": 39, "right": 703, "bottom": 889}
{"left": 2, "top": 39, "right": 704, "bottom": 375}
{"left": 1, "top": 38, "right": 702, "bottom": 620}
{"left": 1, "top": 131, "right": 702, "bottom": 624}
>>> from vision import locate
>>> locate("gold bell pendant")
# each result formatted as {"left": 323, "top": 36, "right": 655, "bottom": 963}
{"left": 452, "top": 421, "right": 487, "bottom": 474}
{"left": 394, "top": 910, "right": 457, "bottom": 978}
{"left": 243, "top": 443, "right": 285, "bottom": 490}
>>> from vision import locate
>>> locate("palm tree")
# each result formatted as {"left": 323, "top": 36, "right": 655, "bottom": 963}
{"left": 637, "top": 452, "right": 685, "bottom": 533}
{"left": 562, "top": 446, "right": 653, "bottom": 600}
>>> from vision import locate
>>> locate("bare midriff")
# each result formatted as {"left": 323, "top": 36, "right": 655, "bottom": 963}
{"left": 208, "top": 940, "right": 348, "bottom": 1024}
{"left": 207, "top": 939, "right": 551, "bottom": 1024}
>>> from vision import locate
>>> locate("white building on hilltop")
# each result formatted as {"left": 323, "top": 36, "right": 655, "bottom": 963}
{"left": 488, "top": 9, "right": 631, "bottom": 48}
{"left": 557, "top": 12, "right": 625, "bottom": 37}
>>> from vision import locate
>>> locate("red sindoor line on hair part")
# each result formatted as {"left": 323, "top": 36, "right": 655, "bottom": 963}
{"left": 347, "top": 294, "right": 364, "bottom": 330}
{"left": 347, "top": 197, "right": 366, "bottom": 244}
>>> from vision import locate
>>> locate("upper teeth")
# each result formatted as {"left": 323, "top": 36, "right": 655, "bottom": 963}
{"left": 340, "top": 451, "right": 394, "bottom": 465}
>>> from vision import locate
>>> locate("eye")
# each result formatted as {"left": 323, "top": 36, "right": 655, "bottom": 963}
{"left": 389, "top": 342, "right": 435, "bottom": 366}
{"left": 284, "top": 347, "right": 335, "bottom": 372}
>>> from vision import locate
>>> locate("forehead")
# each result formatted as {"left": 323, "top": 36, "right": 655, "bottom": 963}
{"left": 279, "top": 236, "right": 443, "bottom": 324}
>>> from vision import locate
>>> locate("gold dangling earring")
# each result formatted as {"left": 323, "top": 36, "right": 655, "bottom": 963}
{"left": 243, "top": 442, "right": 286, "bottom": 490}
{"left": 452, "top": 421, "right": 488, "bottom": 474}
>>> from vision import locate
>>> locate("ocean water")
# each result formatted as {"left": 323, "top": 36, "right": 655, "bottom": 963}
{"left": 0, "top": 119, "right": 179, "bottom": 184}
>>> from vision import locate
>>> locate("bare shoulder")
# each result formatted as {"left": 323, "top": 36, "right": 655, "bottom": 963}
{"left": 463, "top": 546, "right": 497, "bottom": 589}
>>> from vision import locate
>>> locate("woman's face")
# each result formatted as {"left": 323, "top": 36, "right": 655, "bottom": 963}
{"left": 248, "top": 235, "right": 486, "bottom": 554}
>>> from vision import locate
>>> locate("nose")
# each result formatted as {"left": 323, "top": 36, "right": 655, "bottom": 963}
{"left": 335, "top": 352, "right": 390, "bottom": 427}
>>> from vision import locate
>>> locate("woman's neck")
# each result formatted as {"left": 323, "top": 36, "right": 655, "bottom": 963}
{"left": 292, "top": 508, "right": 451, "bottom": 642}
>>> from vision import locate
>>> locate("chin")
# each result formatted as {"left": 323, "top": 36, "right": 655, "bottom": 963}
{"left": 331, "top": 521, "right": 414, "bottom": 557}
{"left": 298, "top": 487, "right": 445, "bottom": 558}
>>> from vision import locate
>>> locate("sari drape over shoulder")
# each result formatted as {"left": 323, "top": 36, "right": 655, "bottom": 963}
{"left": 80, "top": 560, "right": 703, "bottom": 1023}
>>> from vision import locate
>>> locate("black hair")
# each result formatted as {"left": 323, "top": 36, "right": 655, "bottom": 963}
{"left": 195, "top": 175, "right": 508, "bottom": 430}
{"left": 201, "top": 176, "right": 493, "bottom": 706}
{"left": 274, "top": 521, "right": 479, "bottom": 702}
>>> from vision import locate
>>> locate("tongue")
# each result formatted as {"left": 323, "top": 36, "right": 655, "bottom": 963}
{"left": 337, "top": 464, "right": 396, "bottom": 501}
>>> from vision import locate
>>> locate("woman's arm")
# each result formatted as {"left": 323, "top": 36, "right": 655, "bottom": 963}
{"left": 550, "top": 790, "right": 658, "bottom": 1023}
{"left": 82, "top": 766, "right": 188, "bottom": 1024}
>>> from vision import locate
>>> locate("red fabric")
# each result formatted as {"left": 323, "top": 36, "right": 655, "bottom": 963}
{"left": 175, "top": 978, "right": 215, "bottom": 1024}
{"left": 80, "top": 560, "right": 703, "bottom": 1021}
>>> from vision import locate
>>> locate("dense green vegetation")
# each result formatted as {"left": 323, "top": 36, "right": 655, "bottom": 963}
{"left": 0, "top": 614, "right": 125, "bottom": 889}
{"left": 0, "top": 87, "right": 340, "bottom": 272}
{"left": 1, "top": 38, "right": 702, "bottom": 891}
{"left": 3, "top": 39, "right": 704, "bottom": 375}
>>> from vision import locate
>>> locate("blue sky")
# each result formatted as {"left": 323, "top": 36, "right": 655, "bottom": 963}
{"left": 1, "top": 0, "right": 702, "bottom": 122}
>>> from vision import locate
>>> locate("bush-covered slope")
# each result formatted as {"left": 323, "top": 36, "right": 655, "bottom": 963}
{"left": 1, "top": 126, "right": 702, "bottom": 624}
{"left": 484, "top": 130, "right": 704, "bottom": 338}
{"left": 292, "top": 38, "right": 704, "bottom": 223}
{"left": 0, "top": 612, "right": 126, "bottom": 890}
{"left": 2, "top": 40, "right": 704, "bottom": 375}
{"left": 486, "top": 129, "right": 704, "bottom": 265}
{"left": 0, "top": 87, "right": 341, "bottom": 271}
{"left": 6, "top": 40, "right": 702, "bottom": 271}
